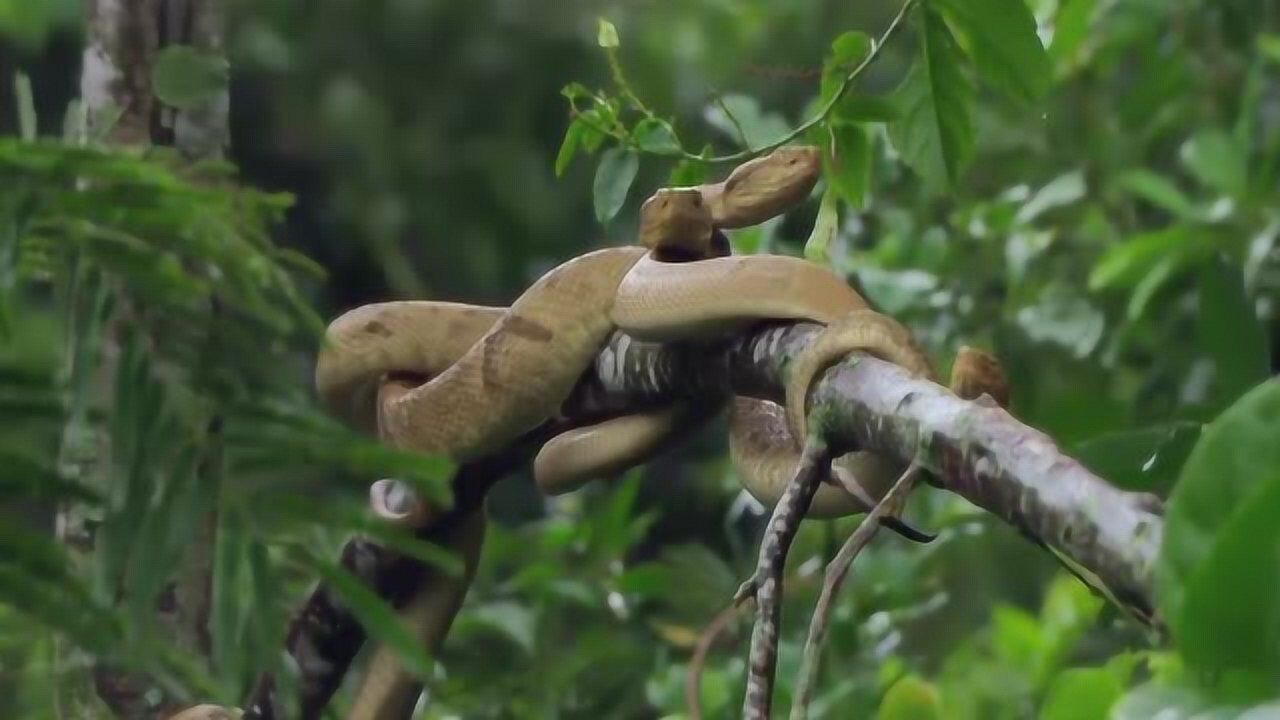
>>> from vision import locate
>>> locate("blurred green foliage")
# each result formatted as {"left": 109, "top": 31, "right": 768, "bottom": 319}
{"left": 1, "top": 0, "right": 1278, "bottom": 717}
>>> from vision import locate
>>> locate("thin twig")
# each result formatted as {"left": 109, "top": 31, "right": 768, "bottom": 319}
{"left": 737, "top": 439, "right": 834, "bottom": 720}
{"left": 568, "top": 0, "right": 911, "bottom": 165}
{"left": 712, "top": 93, "right": 752, "bottom": 149}
{"left": 743, "top": 63, "right": 826, "bottom": 81}
{"left": 577, "top": 0, "right": 916, "bottom": 165}
{"left": 607, "top": 47, "right": 657, "bottom": 120}
{"left": 685, "top": 601, "right": 748, "bottom": 720}
{"left": 789, "top": 464, "right": 923, "bottom": 720}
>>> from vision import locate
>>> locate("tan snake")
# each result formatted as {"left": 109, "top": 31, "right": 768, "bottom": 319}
{"left": 170, "top": 147, "right": 1004, "bottom": 719}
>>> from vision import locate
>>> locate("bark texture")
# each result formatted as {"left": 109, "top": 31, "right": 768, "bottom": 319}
{"left": 569, "top": 322, "right": 1164, "bottom": 624}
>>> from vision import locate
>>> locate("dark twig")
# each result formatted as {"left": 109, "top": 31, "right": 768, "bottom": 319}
{"left": 685, "top": 601, "right": 748, "bottom": 720}
{"left": 735, "top": 439, "right": 835, "bottom": 720}
{"left": 789, "top": 464, "right": 923, "bottom": 720}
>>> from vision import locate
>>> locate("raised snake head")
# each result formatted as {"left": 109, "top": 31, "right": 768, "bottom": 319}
{"left": 638, "top": 187, "right": 715, "bottom": 257}
{"left": 637, "top": 145, "right": 822, "bottom": 259}
{"left": 715, "top": 145, "right": 821, "bottom": 228}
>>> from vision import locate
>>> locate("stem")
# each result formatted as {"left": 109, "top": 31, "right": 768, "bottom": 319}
{"left": 587, "top": 0, "right": 917, "bottom": 165}
{"left": 685, "top": 602, "right": 745, "bottom": 720}
{"left": 740, "top": 439, "right": 834, "bottom": 720}
{"left": 607, "top": 48, "right": 657, "bottom": 120}
{"left": 712, "top": 93, "right": 752, "bottom": 149}
{"left": 789, "top": 464, "right": 923, "bottom": 720}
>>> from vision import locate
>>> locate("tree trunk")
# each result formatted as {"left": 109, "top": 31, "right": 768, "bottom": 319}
{"left": 72, "top": 1, "right": 229, "bottom": 716}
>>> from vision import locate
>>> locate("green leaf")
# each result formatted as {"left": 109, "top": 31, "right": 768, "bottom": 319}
{"left": 821, "top": 31, "right": 872, "bottom": 104}
{"left": 1016, "top": 171, "right": 1086, "bottom": 224}
{"left": 1049, "top": 0, "right": 1098, "bottom": 70}
{"left": 152, "top": 45, "right": 229, "bottom": 110}
{"left": 825, "top": 122, "right": 872, "bottom": 209}
{"left": 555, "top": 120, "right": 583, "bottom": 177}
{"left": 596, "top": 18, "right": 619, "bottom": 49}
{"left": 1015, "top": 291, "right": 1105, "bottom": 358}
{"left": 651, "top": 544, "right": 739, "bottom": 622}
{"left": 226, "top": 401, "right": 455, "bottom": 505}
{"left": 668, "top": 156, "right": 708, "bottom": 186}
{"left": 302, "top": 552, "right": 436, "bottom": 681}
{"left": 256, "top": 495, "right": 463, "bottom": 576}
{"left": 704, "top": 94, "right": 790, "bottom": 150}
{"left": 1159, "top": 380, "right": 1280, "bottom": 690}
{"left": 561, "top": 82, "right": 592, "bottom": 102}
{"left": 632, "top": 118, "right": 681, "bottom": 155}
{"left": 0, "top": 0, "right": 78, "bottom": 50}
{"left": 1074, "top": 423, "right": 1201, "bottom": 494}
{"left": 1039, "top": 668, "right": 1123, "bottom": 720}
{"left": 878, "top": 675, "right": 943, "bottom": 720}
{"left": 1037, "top": 575, "right": 1105, "bottom": 675}
{"left": 587, "top": 472, "right": 655, "bottom": 557}
{"left": 1114, "top": 170, "right": 1195, "bottom": 219}
{"left": 1259, "top": 34, "right": 1280, "bottom": 64}
{"left": 933, "top": 0, "right": 1052, "bottom": 103}
{"left": 592, "top": 148, "right": 639, "bottom": 223}
{"left": 212, "top": 507, "right": 247, "bottom": 685}
{"left": 576, "top": 108, "right": 609, "bottom": 153}
{"left": 1088, "top": 226, "right": 1192, "bottom": 291}
{"left": 1126, "top": 252, "right": 1190, "bottom": 321}
{"left": 830, "top": 30, "right": 872, "bottom": 66}
{"left": 992, "top": 605, "right": 1047, "bottom": 668}
{"left": 1197, "top": 256, "right": 1269, "bottom": 410}
{"left": 834, "top": 95, "right": 900, "bottom": 123}
{"left": 1111, "top": 684, "right": 1211, "bottom": 720}
{"left": 0, "top": 448, "right": 102, "bottom": 504}
{"left": 804, "top": 187, "right": 839, "bottom": 264}
{"left": 1181, "top": 129, "right": 1248, "bottom": 198}
{"left": 457, "top": 601, "right": 537, "bottom": 654}
{"left": 0, "top": 565, "right": 120, "bottom": 654}
{"left": 889, "top": 10, "right": 974, "bottom": 189}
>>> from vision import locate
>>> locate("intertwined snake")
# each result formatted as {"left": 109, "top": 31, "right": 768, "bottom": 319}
{"left": 316, "top": 147, "right": 936, "bottom": 527}
{"left": 171, "top": 147, "right": 1006, "bottom": 719}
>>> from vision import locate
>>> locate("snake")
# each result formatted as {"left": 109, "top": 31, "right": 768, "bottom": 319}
{"left": 314, "top": 145, "right": 910, "bottom": 524}
{"left": 301, "top": 145, "right": 1003, "bottom": 720}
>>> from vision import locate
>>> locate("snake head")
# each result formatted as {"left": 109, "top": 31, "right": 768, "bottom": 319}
{"left": 715, "top": 145, "right": 821, "bottom": 228}
{"left": 638, "top": 187, "right": 715, "bottom": 257}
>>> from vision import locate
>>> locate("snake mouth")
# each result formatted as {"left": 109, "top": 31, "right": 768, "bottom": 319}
{"left": 383, "top": 370, "right": 430, "bottom": 387}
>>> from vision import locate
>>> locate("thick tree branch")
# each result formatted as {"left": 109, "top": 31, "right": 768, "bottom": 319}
{"left": 566, "top": 322, "right": 1165, "bottom": 626}
{"left": 253, "top": 317, "right": 1163, "bottom": 718}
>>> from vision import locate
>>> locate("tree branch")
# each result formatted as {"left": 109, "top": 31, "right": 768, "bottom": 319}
{"left": 247, "top": 316, "right": 1163, "bottom": 718}
{"left": 240, "top": 437, "right": 543, "bottom": 720}
{"left": 791, "top": 464, "right": 923, "bottom": 719}
{"left": 736, "top": 440, "right": 834, "bottom": 720}
{"left": 565, "top": 321, "right": 1165, "bottom": 627}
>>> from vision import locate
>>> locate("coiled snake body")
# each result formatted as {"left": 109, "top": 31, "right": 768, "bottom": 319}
{"left": 305, "top": 146, "right": 999, "bottom": 719}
